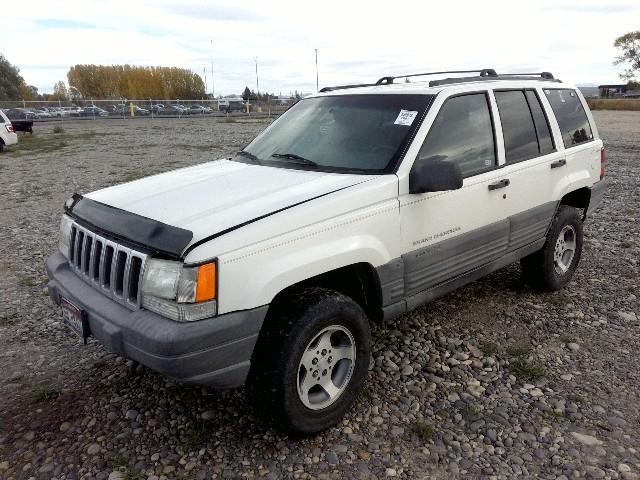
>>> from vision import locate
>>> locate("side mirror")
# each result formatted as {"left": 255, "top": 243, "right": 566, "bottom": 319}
{"left": 409, "top": 158, "right": 463, "bottom": 194}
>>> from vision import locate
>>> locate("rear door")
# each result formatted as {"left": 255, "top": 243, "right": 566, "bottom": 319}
{"left": 492, "top": 88, "right": 563, "bottom": 250}
{"left": 542, "top": 88, "right": 603, "bottom": 191}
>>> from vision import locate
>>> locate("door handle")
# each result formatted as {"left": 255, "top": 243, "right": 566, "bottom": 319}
{"left": 488, "top": 179, "right": 510, "bottom": 191}
{"left": 550, "top": 159, "right": 567, "bottom": 169}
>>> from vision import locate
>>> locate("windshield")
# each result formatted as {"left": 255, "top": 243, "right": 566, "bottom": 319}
{"left": 238, "top": 94, "right": 433, "bottom": 173}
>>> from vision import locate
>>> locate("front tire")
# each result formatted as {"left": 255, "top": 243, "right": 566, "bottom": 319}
{"left": 521, "top": 205, "right": 583, "bottom": 291}
{"left": 248, "top": 287, "right": 371, "bottom": 434}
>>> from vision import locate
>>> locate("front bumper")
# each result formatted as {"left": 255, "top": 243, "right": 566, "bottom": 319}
{"left": 46, "top": 252, "right": 268, "bottom": 388}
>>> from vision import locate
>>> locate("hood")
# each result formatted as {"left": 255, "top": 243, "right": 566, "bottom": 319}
{"left": 86, "top": 159, "right": 372, "bottom": 246}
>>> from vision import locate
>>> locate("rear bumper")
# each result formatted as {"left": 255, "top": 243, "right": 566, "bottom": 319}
{"left": 46, "top": 252, "right": 268, "bottom": 388}
{"left": 2, "top": 132, "right": 18, "bottom": 145}
{"left": 587, "top": 179, "right": 606, "bottom": 216}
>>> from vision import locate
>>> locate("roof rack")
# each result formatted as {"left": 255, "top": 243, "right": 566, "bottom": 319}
{"left": 319, "top": 70, "right": 560, "bottom": 92}
{"left": 429, "top": 72, "right": 560, "bottom": 87}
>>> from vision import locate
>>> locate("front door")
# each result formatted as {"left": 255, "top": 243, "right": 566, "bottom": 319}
{"left": 398, "top": 91, "right": 510, "bottom": 302}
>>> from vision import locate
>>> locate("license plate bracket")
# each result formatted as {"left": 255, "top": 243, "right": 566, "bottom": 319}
{"left": 60, "top": 297, "right": 90, "bottom": 344}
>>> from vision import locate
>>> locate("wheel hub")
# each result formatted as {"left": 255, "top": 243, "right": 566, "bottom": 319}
{"left": 297, "top": 325, "right": 356, "bottom": 411}
{"left": 553, "top": 224, "right": 577, "bottom": 275}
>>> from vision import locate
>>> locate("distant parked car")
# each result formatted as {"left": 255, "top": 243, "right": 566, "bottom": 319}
{"left": 133, "top": 106, "right": 150, "bottom": 116}
{"left": 111, "top": 104, "right": 150, "bottom": 116}
{"left": 47, "top": 108, "right": 69, "bottom": 118}
{"left": 80, "top": 106, "right": 109, "bottom": 117}
{"left": 187, "top": 105, "right": 208, "bottom": 114}
{"left": 34, "top": 108, "right": 52, "bottom": 118}
{"left": 0, "top": 110, "right": 18, "bottom": 152}
{"left": 149, "top": 104, "right": 164, "bottom": 113}
{"left": 169, "top": 104, "right": 189, "bottom": 114}
{"left": 62, "top": 106, "right": 82, "bottom": 117}
{"left": 218, "top": 99, "right": 245, "bottom": 113}
{"left": 4, "top": 108, "right": 38, "bottom": 120}
{"left": 110, "top": 104, "right": 127, "bottom": 115}
{"left": 160, "top": 105, "right": 184, "bottom": 115}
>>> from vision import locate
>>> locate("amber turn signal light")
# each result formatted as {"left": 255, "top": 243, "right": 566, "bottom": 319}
{"left": 195, "top": 262, "right": 216, "bottom": 302}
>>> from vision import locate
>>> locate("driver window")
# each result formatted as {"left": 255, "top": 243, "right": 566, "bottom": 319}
{"left": 417, "top": 93, "right": 496, "bottom": 177}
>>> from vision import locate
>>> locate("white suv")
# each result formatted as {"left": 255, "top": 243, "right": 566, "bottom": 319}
{"left": 0, "top": 110, "right": 18, "bottom": 152}
{"left": 46, "top": 69, "right": 606, "bottom": 433}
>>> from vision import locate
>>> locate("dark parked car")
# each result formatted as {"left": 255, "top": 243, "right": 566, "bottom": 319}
{"left": 80, "top": 106, "right": 109, "bottom": 117}
{"left": 4, "top": 108, "right": 38, "bottom": 120}
{"left": 160, "top": 105, "right": 184, "bottom": 115}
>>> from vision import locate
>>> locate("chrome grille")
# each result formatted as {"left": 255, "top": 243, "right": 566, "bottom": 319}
{"left": 68, "top": 223, "right": 147, "bottom": 309}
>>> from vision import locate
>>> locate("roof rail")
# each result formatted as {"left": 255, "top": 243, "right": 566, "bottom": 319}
{"left": 319, "top": 83, "right": 379, "bottom": 93}
{"left": 375, "top": 68, "right": 497, "bottom": 85}
{"left": 506, "top": 71, "right": 555, "bottom": 79}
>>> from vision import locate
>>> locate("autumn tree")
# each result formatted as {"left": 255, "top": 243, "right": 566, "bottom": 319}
{"left": 18, "top": 84, "right": 39, "bottom": 100}
{"left": 614, "top": 31, "right": 640, "bottom": 81}
{"left": 51, "top": 81, "right": 68, "bottom": 101}
{"left": 0, "top": 54, "right": 28, "bottom": 101}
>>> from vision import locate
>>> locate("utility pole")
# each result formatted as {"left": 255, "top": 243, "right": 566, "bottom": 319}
{"left": 253, "top": 56, "right": 259, "bottom": 96}
{"left": 315, "top": 48, "right": 319, "bottom": 92}
{"left": 211, "top": 40, "right": 215, "bottom": 98}
{"left": 203, "top": 65, "right": 208, "bottom": 96}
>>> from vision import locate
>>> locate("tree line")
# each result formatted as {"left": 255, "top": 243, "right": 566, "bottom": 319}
{"left": 67, "top": 64, "right": 205, "bottom": 99}
{"left": 240, "top": 86, "right": 303, "bottom": 102}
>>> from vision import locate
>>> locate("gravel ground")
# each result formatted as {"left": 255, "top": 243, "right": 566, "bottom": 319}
{"left": 0, "top": 112, "right": 638, "bottom": 480}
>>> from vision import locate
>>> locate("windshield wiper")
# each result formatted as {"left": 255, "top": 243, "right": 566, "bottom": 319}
{"left": 236, "top": 150, "right": 261, "bottom": 164}
{"left": 271, "top": 152, "right": 318, "bottom": 166}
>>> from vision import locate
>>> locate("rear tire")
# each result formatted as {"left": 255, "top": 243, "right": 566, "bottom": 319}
{"left": 521, "top": 205, "right": 583, "bottom": 291}
{"left": 248, "top": 287, "right": 371, "bottom": 434}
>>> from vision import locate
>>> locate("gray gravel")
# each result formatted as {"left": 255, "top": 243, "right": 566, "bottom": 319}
{"left": 0, "top": 111, "right": 639, "bottom": 479}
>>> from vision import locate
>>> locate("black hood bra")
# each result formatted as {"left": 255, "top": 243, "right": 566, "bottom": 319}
{"left": 65, "top": 194, "right": 193, "bottom": 259}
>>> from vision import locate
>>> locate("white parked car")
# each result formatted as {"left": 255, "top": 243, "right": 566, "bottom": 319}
{"left": 47, "top": 69, "right": 606, "bottom": 433}
{"left": 0, "top": 110, "right": 18, "bottom": 152}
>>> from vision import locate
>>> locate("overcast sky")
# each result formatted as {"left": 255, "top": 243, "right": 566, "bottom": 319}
{"left": 3, "top": 0, "right": 639, "bottom": 97}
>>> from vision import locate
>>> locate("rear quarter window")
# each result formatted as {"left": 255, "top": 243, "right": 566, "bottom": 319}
{"left": 544, "top": 89, "right": 593, "bottom": 148}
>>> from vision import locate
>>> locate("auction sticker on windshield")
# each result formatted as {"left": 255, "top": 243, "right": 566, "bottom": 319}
{"left": 394, "top": 110, "right": 418, "bottom": 126}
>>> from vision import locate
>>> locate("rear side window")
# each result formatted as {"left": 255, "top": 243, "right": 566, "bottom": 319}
{"left": 495, "top": 91, "right": 540, "bottom": 163}
{"left": 545, "top": 89, "right": 593, "bottom": 148}
{"left": 0, "top": 112, "right": 5, "bottom": 124}
{"left": 417, "top": 93, "right": 496, "bottom": 177}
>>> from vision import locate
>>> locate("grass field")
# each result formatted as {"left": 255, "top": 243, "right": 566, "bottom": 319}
{"left": 586, "top": 98, "right": 640, "bottom": 111}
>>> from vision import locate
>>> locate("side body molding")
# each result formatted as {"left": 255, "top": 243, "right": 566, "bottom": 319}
{"left": 377, "top": 201, "right": 559, "bottom": 320}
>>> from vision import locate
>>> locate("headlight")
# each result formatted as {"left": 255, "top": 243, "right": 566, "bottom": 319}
{"left": 141, "top": 259, "right": 183, "bottom": 299}
{"left": 141, "top": 259, "right": 217, "bottom": 322}
{"left": 59, "top": 215, "right": 74, "bottom": 259}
